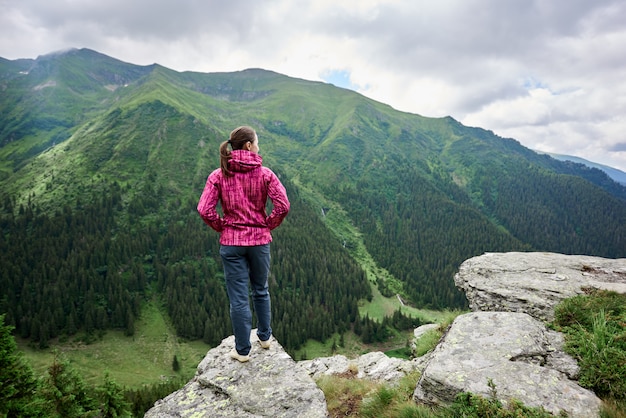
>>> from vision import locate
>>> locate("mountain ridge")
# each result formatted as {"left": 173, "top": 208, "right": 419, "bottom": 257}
{"left": 540, "top": 151, "right": 626, "bottom": 185}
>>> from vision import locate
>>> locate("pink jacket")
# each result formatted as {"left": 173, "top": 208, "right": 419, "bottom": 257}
{"left": 197, "top": 150, "right": 290, "bottom": 246}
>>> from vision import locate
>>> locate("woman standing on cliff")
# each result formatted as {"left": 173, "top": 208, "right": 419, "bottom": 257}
{"left": 197, "top": 126, "right": 290, "bottom": 362}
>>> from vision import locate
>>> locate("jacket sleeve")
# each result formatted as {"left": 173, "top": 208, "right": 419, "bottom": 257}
{"left": 197, "top": 171, "right": 224, "bottom": 232}
{"left": 266, "top": 170, "right": 290, "bottom": 230}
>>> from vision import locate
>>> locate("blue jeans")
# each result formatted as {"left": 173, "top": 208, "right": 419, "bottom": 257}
{"left": 220, "top": 244, "right": 272, "bottom": 355}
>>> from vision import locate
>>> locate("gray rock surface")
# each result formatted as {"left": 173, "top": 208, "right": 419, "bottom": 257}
{"left": 296, "top": 325, "right": 441, "bottom": 386}
{"left": 145, "top": 332, "right": 328, "bottom": 418}
{"left": 454, "top": 252, "right": 626, "bottom": 321}
{"left": 299, "top": 351, "right": 421, "bottom": 386}
{"left": 413, "top": 311, "right": 602, "bottom": 418}
{"left": 298, "top": 354, "right": 351, "bottom": 379}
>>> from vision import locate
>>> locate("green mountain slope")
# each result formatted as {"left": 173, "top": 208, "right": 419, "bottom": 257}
{"left": 1, "top": 48, "right": 625, "bottom": 352}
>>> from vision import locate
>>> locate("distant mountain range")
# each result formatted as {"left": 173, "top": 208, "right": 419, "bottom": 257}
{"left": 1, "top": 48, "right": 625, "bottom": 350}
{"left": 538, "top": 152, "right": 626, "bottom": 186}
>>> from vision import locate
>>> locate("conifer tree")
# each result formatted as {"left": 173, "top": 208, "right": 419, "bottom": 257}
{"left": 0, "top": 314, "right": 42, "bottom": 416}
{"left": 42, "top": 351, "right": 97, "bottom": 417}
{"left": 96, "top": 372, "right": 131, "bottom": 418}
{"left": 172, "top": 355, "right": 181, "bottom": 372}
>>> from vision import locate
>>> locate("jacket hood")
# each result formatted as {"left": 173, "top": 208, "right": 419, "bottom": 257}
{"left": 228, "top": 150, "right": 263, "bottom": 173}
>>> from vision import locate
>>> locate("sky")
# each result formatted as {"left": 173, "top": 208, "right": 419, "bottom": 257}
{"left": 2, "top": 0, "right": 626, "bottom": 172}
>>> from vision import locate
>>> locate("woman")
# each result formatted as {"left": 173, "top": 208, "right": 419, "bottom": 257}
{"left": 197, "top": 126, "right": 290, "bottom": 362}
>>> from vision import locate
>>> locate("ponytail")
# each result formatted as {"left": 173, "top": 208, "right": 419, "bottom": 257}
{"left": 219, "top": 140, "right": 232, "bottom": 176}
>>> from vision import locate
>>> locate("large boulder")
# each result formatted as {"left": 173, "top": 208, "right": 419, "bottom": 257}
{"left": 413, "top": 311, "right": 602, "bottom": 418}
{"left": 454, "top": 252, "right": 626, "bottom": 321}
{"left": 145, "top": 332, "right": 328, "bottom": 418}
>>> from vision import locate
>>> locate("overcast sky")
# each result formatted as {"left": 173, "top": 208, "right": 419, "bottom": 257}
{"left": 2, "top": 0, "right": 626, "bottom": 172}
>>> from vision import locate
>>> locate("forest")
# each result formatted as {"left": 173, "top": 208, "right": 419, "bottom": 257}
{"left": 0, "top": 176, "right": 392, "bottom": 353}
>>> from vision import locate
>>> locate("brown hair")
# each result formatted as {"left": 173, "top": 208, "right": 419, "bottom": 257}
{"left": 219, "top": 126, "right": 257, "bottom": 176}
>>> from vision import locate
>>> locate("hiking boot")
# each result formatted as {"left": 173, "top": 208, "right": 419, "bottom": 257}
{"left": 229, "top": 350, "right": 250, "bottom": 363}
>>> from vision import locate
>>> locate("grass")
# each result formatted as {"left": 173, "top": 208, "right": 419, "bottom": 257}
{"left": 317, "top": 370, "right": 428, "bottom": 418}
{"left": 412, "top": 328, "right": 443, "bottom": 358}
{"left": 359, "top": 280, "right": 448, "bottom": 324}
{"left": 18, "top": 299, "right": 210, "bottom": 388}
{"left": 318, "top": 373, "right": 570, "bottom": 418}
{"left": 552, "top": 289, "right": 626, "bottom": 417}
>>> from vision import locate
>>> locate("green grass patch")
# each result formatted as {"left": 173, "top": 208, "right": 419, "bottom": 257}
{"left": 19, "top": 299, "right": 210, "bottom": 389}
{"left": 384, "top": 346, "right": 412, "bottom": 360}
{"left": 318, "top": 370, "right": 441, "bottom": 418}
{"left": 552, "top": 290, "right": 626, "bottom": 403}
{"left": 446, "top": 387, "right": 558, "bottom": 418}
{"left": 413, "top": 328, "right": 443, "bottom": 358}
{"left": 295, "top": 332, "right": 364, "bottom": 360}
{"left": 319, "top": 372, "right": 568, "bottom": 418}
{"left": 359, "top": 284, "right": 449, "bottom": 324}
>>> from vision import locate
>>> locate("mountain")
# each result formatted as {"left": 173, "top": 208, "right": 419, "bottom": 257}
{"left": 540, "top": 152, "right": 626, "bottom": 186}
{"left": 1, "top": 48, "right": 626, "bottom": 352}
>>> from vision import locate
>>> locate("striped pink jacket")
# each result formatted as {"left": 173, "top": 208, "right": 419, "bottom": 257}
{"left": 197, "top": 150, "right": 290, "bottom": 246}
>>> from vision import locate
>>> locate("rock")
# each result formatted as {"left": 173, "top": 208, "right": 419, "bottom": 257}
{"left": 299, "top": 351, "right": 420, "bottom": 386}
{"left": 297, "top": 324, "right": 441, "bottom": 385}
{"left": 145, "top": 331, "right": 328, "bottom": 418}
{"left": 413, "top": 311, "right": 602, "bottom": 418}
{"left": 355, "top": 352, "right": 418, "bottom": 383}
{"left": 454, "top": 252, "right": 626, "bottom": 321}
{"left": 298, "top": 355, "right": 352, "bottom": 379}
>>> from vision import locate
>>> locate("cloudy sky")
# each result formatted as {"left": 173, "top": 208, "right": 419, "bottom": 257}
{"left": 2, "top": 0, "right": 626, "bottom": 172}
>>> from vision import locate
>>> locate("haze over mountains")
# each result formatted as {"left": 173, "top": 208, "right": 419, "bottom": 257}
{"left": 1, "top": 48, "right": 625, "bottom": 351}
